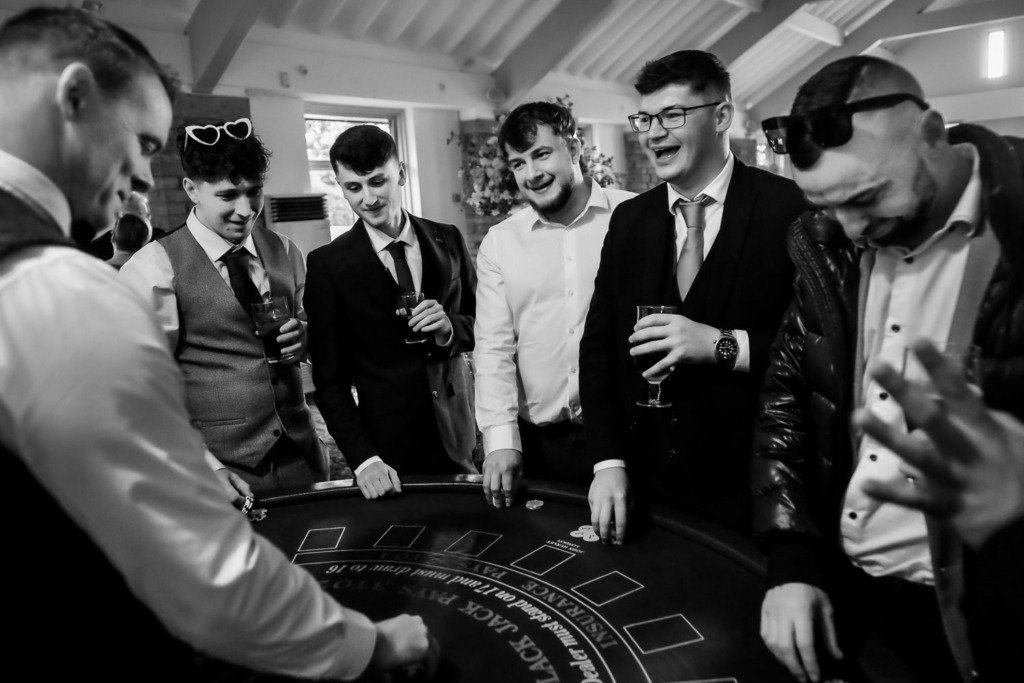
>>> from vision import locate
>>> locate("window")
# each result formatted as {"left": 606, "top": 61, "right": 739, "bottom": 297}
{"left": 304, "top": 107, "right": 408, "bottom": 238}
{"left": 986, "top": 30, "right": 1005, "bottom": 79}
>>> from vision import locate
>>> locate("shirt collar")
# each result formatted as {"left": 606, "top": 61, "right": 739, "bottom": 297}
{"left": 365, "top": 211, "right": 416, "bottom": 254}
{"left": 0, "top": 148, "right": 72, "bottom": 236}
{"left": 666, "top": 153, "right": 735, "bottom": 213}
{"left": 186, "top": 209, "right": 258, "bottom": 262}
{"left": 529, "top": 178, "right": 611, "bottom": 230}
{"left": 867, "top": 144, "right": 982, "bottom": 257}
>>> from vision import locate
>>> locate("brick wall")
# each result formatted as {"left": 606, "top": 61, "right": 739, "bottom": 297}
{"left": 149, "top": 93, "right": 251, "bottom": 232}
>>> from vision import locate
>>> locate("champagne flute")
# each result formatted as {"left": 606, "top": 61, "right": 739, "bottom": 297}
{"left": 634, "top": 305, "right": 677, "bottom": 408}
{"left": 900, "top": 341, "right": 981, "bottom": 431}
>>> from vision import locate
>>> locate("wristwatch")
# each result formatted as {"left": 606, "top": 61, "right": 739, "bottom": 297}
{"left": 714, "top": 329, "right": 738, "bottom": 369}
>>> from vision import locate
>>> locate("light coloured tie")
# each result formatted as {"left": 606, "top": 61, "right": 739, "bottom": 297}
{"left": 675, "top": 194, "right": 714, "bottom": 300}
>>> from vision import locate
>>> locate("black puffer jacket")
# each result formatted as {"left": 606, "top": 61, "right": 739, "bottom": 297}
{"left": 751, "top": 123, "right": 1024, "bottom": 589}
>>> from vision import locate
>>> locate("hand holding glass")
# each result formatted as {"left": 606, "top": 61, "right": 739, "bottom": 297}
{"left": 634, "top": 305, "right": 677, "bottom": 408}
{"left": 251, "top": 296, "right": 291, "bottom": 363}
{"left": 397, "top": 292, "right": 428, "bottom": 344}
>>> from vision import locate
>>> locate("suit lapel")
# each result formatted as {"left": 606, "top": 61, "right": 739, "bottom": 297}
{"left": 411, "top": 214, "right": 450, "bottom": 300}
{"left": 689, "top": 159, "right": 756, "bottom": 318}
{"left": 633, "top": 184, "right": 676, "bottom": 306}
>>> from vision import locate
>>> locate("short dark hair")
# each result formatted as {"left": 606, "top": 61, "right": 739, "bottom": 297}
{"left": 788, "top": 55, "right": 916, "bottom": 169}
{"left": 111, "top": 213, "right": 151, "bottom": 252}
{"left": 0, "top": 7, "right": 179, "bottom": 104}
{"left": 634, "top": 50, "right": 731, "bottom": 99}
{"left": 330, "top": 125, "right": 399, "bottom": 175}
{"left": 498, "top": 102, "right": 578, "bottom": 157}
{"left": 176, "top": 122, "right": 271, "bottom": 184}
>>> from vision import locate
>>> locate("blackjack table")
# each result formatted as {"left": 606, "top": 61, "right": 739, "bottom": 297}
{"left": 256, "top": 475, "right": 793, "bottom": 683}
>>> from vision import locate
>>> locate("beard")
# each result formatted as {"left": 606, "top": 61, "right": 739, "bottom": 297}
{"left": 866, "top": 162, "right": 938, "bottom": 249}
{"left": 526, "top": 174, "right": 574, "bottom": 216}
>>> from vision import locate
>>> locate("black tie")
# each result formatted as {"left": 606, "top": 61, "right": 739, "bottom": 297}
{"left": 384, "top": 241, "right": 416, "bottom": 293}
{"left": 221, "top": 247, "right": 263, "bottom": 316}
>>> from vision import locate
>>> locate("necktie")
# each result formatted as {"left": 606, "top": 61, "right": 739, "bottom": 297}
{"left": 675, "top": 193, "right": 715, "bottom": 300}
{"left": 385, "top": 241, "right": 416, "bottom": 293}
{"left": 221, "top": 247, "right": 263, "bottom": 316}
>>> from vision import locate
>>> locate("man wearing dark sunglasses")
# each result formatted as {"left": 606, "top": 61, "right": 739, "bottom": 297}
{"left": 752, "top": 55, "right": 1024, "bottom": 682}
{"left": 580, "top": 50, "right": 806, "bottom": 544}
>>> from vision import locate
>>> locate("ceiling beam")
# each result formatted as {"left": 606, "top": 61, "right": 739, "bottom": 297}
{"left": 885, "top": 0, "right": 1023, "bottom": 40}
{"left": 186, "top": 0, "right": 271, "bottom": 94}
{"left": 785, "top": 8, "right": 843, "bottom": 46}
{"left": 492, "top": 0, "right": 616, "bottom": 105}
{"left": 266, "top": 0, "right": 300, "bottom": 29}
{"left": 718, "top": 0, "right": 763, "bottom": 10}
{"left": 707, "top": 0, "right": 806, "bottom": 64}
{"left": 754, "top": 0, "right": 934, "bottom": 116}
{"left": 314, "top": 0, "right": 351, "bottom": 35}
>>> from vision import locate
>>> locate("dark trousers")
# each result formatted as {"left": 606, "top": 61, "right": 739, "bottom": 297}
{"left": 830, "top": 563, "right": 962, "bottom": 682}
{"left": 518, "top": 418, "right": 591, "bottom": 486}
{"left": 229, "top": 434, "right": 328, "bottom": 496}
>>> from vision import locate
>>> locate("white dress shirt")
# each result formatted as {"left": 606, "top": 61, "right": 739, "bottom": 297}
{"left": 842, "top": 144, "right": 982, "bottom": 584}
{"left": 474, "top": 179, "right": 635, "bottom": 459}
{"left": 0, "top": 148, "right": 376, "bottom": 680}
{"left": 665, "top": 153, "right": 750, "bottom": 372}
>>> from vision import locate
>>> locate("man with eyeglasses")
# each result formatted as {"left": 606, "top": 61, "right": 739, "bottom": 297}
{"left": 752, "top": 55, "right": 1024, "bottom": 682}
{"left": 121, "top": 118, "right": 330, "bottom": 497}
{"left": 579, "top": 50, "right": 806, "bottom": 543}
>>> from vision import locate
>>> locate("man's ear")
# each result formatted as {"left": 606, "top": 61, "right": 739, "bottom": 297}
{"left": 715, "top": 101, "right": 735, "bottom": 134}
{"left": 919, "top": 109, "right": 947, "bottom": 147}
{"left": 568, "top": 136, "right": 583, "bottom": 164}
{"left": 55, "top": 62, "right": 97, "bottom": 121}
{"left": 182, "top": 177, "right": 200, "bottom": 204}
{"left": 397, "top": 161, "right": 407, "bottom": 187}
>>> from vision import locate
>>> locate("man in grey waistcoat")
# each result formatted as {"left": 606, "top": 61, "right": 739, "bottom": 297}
{"left": 121, "top": 118, "right": 327, "bottom": 498}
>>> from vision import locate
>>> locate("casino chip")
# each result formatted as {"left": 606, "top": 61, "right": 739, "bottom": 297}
{"left": 570, "top": 525, "right": 599, "bottom": 542}
{"left": 525, "top": 499, "right": 544, "bottom": 510}
{"left": 240, "top": 496, "right": 268, "bottom": 523}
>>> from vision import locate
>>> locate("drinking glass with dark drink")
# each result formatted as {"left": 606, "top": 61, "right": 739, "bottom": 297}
{"left": 251, "top": 296, "right": 292, "bottom": 363}
{"left": 634, "top": 305, "right": 677, "bottom": 408}
{"left": 901, "top": 341, "right": 981, "bottom": 430}
{"left": 397, "top": 291, "right": 428, "bottom": 344}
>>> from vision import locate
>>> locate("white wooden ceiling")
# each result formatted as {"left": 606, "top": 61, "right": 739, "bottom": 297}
{"left": 2, "top": 0, "right": 1018, "bottom": 112}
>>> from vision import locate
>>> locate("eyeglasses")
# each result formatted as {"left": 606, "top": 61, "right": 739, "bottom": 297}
{"left": 184, "top": 117, "right": 253, "bottom": 149}
{"left": 761, "top": 93, "right": 928, "bottom": 158}
{"left": 628, "top": 102, "right": 722, "bottom": 133}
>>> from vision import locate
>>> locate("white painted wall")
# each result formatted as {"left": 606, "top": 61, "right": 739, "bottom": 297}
{"left": 406, "top": 107, "right": 467, "bottom": 230}
{"left": 247, "top": 92, "right": 311, "bottom": 195}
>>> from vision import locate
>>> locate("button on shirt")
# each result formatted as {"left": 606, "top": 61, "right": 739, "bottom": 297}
{"left": 843, "top": 144, "right": 983, "bottom": 584}
{"left": 0, "top": 149, "right": 376, "bottom": 679}
{"left": 474, "top": 180, "right": 635, "bottom": 457}
{"left": 665, "top": 153, "right": 750, "bottom": 372}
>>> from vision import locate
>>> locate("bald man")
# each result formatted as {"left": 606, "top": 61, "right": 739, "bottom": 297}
{"left": 750, "top": 56, "right": 1024, "bottom": 682}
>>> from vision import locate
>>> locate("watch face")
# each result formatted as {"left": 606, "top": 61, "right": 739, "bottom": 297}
{"left": 716, "top": 337, "right": 739, "bottom": 364}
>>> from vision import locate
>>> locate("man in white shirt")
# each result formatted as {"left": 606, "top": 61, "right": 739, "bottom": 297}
{"left": 753, "top": 56, "right": 1024, "bottom": 681}
{"left": 0, "top": 6, "right": 427, "bottom": 678}
{"left": 474, "top": 101, "right": 634, "bottom": 507}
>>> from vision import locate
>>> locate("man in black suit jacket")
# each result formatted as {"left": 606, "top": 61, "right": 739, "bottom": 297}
{"left": 305, "top": 126, "right": 477, "bottom": 501}
{"left": 580, "top": 50, "right": 805, "bottom": 541}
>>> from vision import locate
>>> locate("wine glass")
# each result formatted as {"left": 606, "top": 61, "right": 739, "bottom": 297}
{"left": 634, "top": 305, "right": 677, "bottom": 408}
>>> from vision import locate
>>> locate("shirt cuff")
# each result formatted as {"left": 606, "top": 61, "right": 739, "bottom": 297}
{"left": 593, "top": 459, "right": 626, "bottom": 474}
{"left": 203, "top": 449, "right": 224, "bottom": 472}
{"left": 483, "top": 423, "right": 523, "bottom": 456}
{"left": 733, "top": 329, "right": 750, "bottom": 373}
{"left": 354, "top": 456, "right": 384, "bottom": 477}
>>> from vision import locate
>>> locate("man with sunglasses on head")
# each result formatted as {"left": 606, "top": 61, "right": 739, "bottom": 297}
{"left": 752, "top": 55, "right": 1024, "bottom": 682}
{"left": 1, "top": 6, "right": 430, "bottom": 679}
{"left": 579, "top": 50, "right": 806, "bottom": 542}
{"left": 121, "top": 118, "right": 330, "bottom": 498}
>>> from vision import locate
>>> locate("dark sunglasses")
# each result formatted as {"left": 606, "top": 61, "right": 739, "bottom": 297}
{"left": 761, "top": 93, "right": 929, "bottom": 157}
